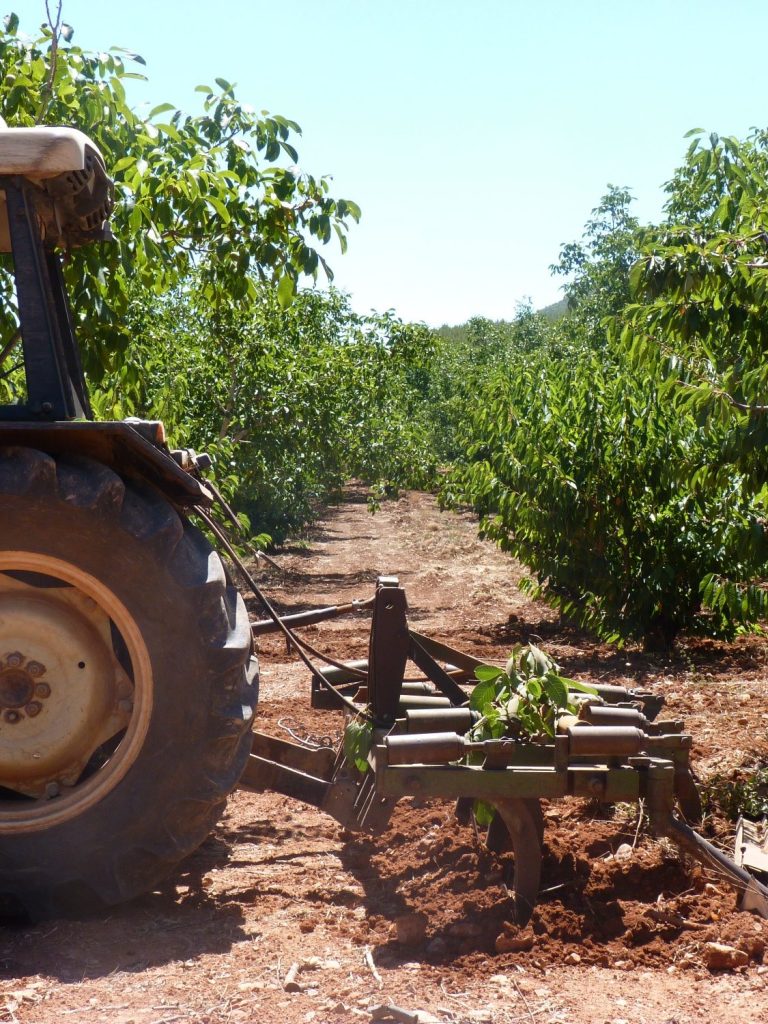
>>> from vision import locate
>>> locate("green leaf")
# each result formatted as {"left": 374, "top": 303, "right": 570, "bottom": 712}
{"left": 473, "top": 800, "right": 495, "bottom": 827}
{"left": 470, "top": 677, "right": 499, "bottom": 712}
{"left": 149, "top": 102, "right": 176, "bottom": 118}
{"left": 561, "top": 678, "right": 599, "bottom": 696}
{"left": 474, "top": 664, "right": 504, "bottom": 683}
{"left": 343, "top": 717, "right": 372, "bottom": 773}
{"left": 277, "top": 272, "right": 296, "bottom": 308}
{"left": 541, "top": 674, "right": 569, "bottom": 709}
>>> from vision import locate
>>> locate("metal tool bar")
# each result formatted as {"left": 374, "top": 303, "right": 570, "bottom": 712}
{"left": 377, "top": 763, "right": 641, "bottom": 802}
{"left": 251, "top": 598, "right": 374, "bottom": 635}
{"left": 239, "top": 754, "right": 330, "bottom": 806}
{"left": 250, "top": 731, "right": 336, "bottom": 780}
{"left": 409, "top": 635, "right": 468, "bottom": 706}
{"left": 408, "top": 630, "right": 488, "bottom": 678}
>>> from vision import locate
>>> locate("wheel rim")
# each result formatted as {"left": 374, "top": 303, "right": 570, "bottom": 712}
{"left": 0, "top": 551, "right": 153, "bottom": 832}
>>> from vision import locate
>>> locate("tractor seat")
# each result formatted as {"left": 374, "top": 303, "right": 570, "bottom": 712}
{"left": 0, "top": 125, "right": 114, "bottom": 250}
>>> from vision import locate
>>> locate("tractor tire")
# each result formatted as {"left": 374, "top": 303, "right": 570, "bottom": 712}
{"left": 0, "top": 447, "right": 257, "bottom": 915}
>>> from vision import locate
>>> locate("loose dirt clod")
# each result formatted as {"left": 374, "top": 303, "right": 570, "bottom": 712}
{"left": 394, "top": 913, "right": 428, "bottom": 946}
{"left": 703, "top": 942, "right": 750, "bottom": 970}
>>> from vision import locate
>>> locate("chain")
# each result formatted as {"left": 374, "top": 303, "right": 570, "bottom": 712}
{"left": 277, "top": 716, "right": 340, "bottom": 750}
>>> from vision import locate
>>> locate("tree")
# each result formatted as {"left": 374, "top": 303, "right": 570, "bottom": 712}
{"left": 0, "top": 8, "right": 360, "bottom": 383}
{"left": 551, "top": 185, "right": 640, "bottom": 340}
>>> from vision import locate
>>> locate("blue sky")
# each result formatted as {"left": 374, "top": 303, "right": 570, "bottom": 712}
{"left": 10, "top": 1, "right": 768, "bottom": 325}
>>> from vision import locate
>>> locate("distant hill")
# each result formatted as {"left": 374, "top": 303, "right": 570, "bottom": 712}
{"left": 538, "top": 297, "right": 569, "bottom": 320}
{"left": 436, "top": 298, "right": 569, "bottom": 340}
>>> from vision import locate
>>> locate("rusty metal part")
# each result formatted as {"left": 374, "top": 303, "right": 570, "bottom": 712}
{"left": 409, "top": 633, "right": 468, "bottom": 706}
{"left": 404, "top": 708, "right": 478, "bottom": 734}
{"left": 368, "top": 578, "right": 409, "bottom": 725}
{"left": 398, "top": 694, "right": 452, "bottom": 711}
{"left": 577, "top": 705, "right": 651, "bottom": 729}
{"left": 565, "top": 724, "right": 692, "bottom": 759}
{"left": 0, "top": 554, "right": 152, "bottom": 830}
{"left": 386, "top": 732, "right": 468, "bottom": 766}
{"left": 240, "top": 731, "right": 394, "bottom": 835}
{"left": 587, "top": 683, "right": 664, "bottom": 720}
{"left": 311, "top": 660, "right": 369, "bottom": 687}
{"left": 487, "top": 797, "right": 544, "bottom": 852}
{"left": 407, "top": 631, "right": 487, "bottom": 680}
{"left": 250, "top": 597, "right": 374, "bottom": 636}
{"left": 493, "top": 797, "right": 543, "bottom": 925}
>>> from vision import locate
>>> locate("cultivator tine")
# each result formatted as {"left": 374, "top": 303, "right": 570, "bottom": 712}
{"left": 493, "top": 798, "right": 543, "bottom": 926}
{"left": 487, "top": 798, "right": 544, "bottom": 854}
{"left": 673, "top": 765, "right": 703, "bottom": 822}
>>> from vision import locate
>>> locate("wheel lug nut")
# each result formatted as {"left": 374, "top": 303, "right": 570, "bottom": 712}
{"left": 34, "top": 682, "right": 51, "bottom": 699}
{"left": 3, "top": 710, "right": 21, "bottom": 724}
{"left": 26, "top": 661, "right": 45, "bottom": 678}
{"left": 5, "top": 652, "right": 23, "bottom": 668}
{"left": 25, "top": 701, "right": 42, "bottom": 717}
{"left": 45, "top": 782, "right": 59, "bottom": 799}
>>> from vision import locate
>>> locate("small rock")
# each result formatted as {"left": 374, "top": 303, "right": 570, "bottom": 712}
{"left": 449, "top": 920, "right": 482, "bottom": 939}
{"left": 614, "top": 843, "right": 633, "bottom": 863}
{"left": 703, "top": 942, "right": 749, "bottom": 970}
{"left": 738, "top": 933, "right": 765, "bottom": 961}
{"left": 395, "top": 912, "right": 428, "bottom": 945}
{"left": 495, "top": 928, "right": 535, "bottom": 954}
{"left": 426, "top": 937, "right": 447, "bottom": 955}
{"left": 566, "top": 952, "right": 581, "bottom": 965}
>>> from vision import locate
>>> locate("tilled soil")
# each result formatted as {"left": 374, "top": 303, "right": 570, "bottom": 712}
{"left": 3, "top": 488, "right": 768, "bottom": 1023}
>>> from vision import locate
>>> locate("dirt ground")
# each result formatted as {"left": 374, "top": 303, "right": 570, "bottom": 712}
{"left": 3, "top": 488, "right": 768, "bottom": 1024}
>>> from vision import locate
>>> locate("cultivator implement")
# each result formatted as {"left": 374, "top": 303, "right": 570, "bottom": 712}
{"left": 242, "top": 575, "right": 768, "bottom": 925}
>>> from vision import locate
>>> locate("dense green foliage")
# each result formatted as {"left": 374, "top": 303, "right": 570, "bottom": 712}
{"left": 0, "top": 11, "right": 439, "bottom": 538}
{"left": 110, "top": 286, "right": 440, "bottom": 539}
{"left": 0, "top": 11, "right": 360, "bottom": 381}
{"left": 443, "top": 137, "right": 768, "bottom": 647}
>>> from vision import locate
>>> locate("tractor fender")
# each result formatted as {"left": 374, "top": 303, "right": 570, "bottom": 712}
{"left": 0, "top": 420, "right": 212, "bottom": 507}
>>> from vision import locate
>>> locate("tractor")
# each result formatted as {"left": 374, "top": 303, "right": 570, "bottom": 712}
{"left": 1, "top": 125, "right": 767, "bottom": 924}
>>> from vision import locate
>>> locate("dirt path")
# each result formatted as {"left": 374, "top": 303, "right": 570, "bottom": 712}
{"left": 3, "top": 489, "right": 768, "bottom": 1024}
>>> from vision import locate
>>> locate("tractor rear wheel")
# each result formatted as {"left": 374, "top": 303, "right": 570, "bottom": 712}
{"left": 0, "top": 447, "right": 257, "bottom": 914}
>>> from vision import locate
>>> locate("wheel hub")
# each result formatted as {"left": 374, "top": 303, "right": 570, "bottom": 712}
{"left": 0, "top": 572, "right": 134, "bottom": 799}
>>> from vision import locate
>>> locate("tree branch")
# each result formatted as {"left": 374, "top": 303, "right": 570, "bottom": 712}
{"left": 678, "top": 378, "right": 768, "bottom": 414}
{"left": 36, "top": 2, "right": 63, "bottom": 125}
{"left": 0, "top": 329, "right": 21, "bottom": 368}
